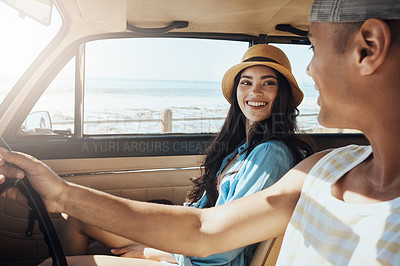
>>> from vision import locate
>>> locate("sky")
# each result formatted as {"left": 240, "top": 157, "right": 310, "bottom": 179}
{"left": 0, "top": 1, "right": 314, "bottom": 92}
{"left": 82, "top": 38, "right": 314, "bottom": 85}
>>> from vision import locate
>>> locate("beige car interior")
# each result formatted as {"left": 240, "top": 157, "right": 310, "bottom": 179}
{"left": 0, "top": 0, "right": 316, "bottom": 264}
{"left": 0, "top": 155, "right": 283, "bottom": 264}
{"left": 0, "top": 155, "right": 201, "bottom": 263}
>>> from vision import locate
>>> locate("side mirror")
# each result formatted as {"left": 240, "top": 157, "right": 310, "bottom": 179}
{"left": 21, "top": 111, "right": 53, "bottom": 134}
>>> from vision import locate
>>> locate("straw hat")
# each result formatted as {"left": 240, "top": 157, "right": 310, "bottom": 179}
{"left": 221, "top": 44, "right": 303, "bottom": 106}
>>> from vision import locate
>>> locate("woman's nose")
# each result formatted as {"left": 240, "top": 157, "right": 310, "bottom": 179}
{"left": 249, "top": 83, "right": 263, "bottom": 95}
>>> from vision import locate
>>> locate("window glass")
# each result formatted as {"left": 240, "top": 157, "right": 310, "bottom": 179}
{"left": 25, "top": 58, "right": 75, "bottom": 134}
{"left": 84, "top": 38, "right": 248, "bottom": 134}
{"left": 0, "top": 2, "right": 61, "bottom": 104}
{"left": 85, "top": 40, "right": 354, "bottom": 135}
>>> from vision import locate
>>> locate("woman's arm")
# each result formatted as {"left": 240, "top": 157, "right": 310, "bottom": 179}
{"left": 0, "top": 147, "right": 328, "bottom": 257}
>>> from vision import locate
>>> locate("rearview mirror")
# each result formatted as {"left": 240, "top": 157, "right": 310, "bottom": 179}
{"left": 0, "top": 0, "right": 53, "bottom": 26}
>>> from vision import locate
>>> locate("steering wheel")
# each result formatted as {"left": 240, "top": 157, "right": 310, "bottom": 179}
{"left": 0, "top": 137, "right": 68, "bottom": 266}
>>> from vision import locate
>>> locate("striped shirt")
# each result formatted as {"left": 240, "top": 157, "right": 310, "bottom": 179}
{"left": 277, "top": 145, "right": 400, "bottom": 265}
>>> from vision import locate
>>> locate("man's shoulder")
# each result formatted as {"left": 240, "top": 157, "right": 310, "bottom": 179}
{"left": 294, "top": 144, "right": 372, "bottom": 174}
{"left": 293, "top": 149, "right": 332, "bottom": 173}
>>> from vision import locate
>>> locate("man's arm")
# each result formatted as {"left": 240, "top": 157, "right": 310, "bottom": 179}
{"left": 0, "top": 147, "right": 328, "bottom": 257}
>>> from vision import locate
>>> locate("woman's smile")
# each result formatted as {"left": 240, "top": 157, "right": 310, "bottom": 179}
{"left": 246, "top": 100, "right": 268, "bottom": 107}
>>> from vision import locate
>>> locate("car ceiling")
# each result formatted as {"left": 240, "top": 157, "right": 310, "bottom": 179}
{"left": 67, "top": 0, "right": 313, "bottom": 38}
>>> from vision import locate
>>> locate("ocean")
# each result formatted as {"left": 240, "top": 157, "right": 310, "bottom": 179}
{"left": 1, "top": 78, "right": 321, "bottom": 134}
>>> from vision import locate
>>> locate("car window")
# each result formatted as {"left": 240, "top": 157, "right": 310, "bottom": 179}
{"left": 83, "top": 39, "right": 356, "bottom": 135}
{"left": 83, "top": 38, "right": 248, "bottom": 134}
{"left": 27, "top": 58, "right": 75, "bottom": 134}
{"left": 22, "top": 38, "right": 356, "bottom": 136}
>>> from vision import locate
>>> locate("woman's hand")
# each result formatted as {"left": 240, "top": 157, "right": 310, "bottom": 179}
{"left": 0, "top": 148, "right": 67, "bottom": 213}
{"left": 111, "top": 244, "right": 178, "bottom": 263}
{"left": 111, "top": 243, "right": 146, "bottom": 258}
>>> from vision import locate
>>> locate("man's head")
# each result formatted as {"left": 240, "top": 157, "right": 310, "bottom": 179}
{"left": 307, "top": 0, "right": 400, "bottom": 130}
{"left": 309, "top": 0, "right": 400, "bottom": 54}
{"left": 330, "top": 20, "right": 400, "bottom": 54}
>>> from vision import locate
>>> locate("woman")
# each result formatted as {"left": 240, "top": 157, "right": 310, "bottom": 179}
{"left": 53, "top": 44, "right": 313, "bottom": 266}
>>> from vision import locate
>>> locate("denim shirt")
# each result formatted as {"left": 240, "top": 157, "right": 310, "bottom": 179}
{"left": 172, "top": 140, "right": 295, "bottom": 266}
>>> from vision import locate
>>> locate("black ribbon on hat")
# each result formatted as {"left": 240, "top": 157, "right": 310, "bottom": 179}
{"left": 243, "top": 56, "right": 279, "bottom": 64}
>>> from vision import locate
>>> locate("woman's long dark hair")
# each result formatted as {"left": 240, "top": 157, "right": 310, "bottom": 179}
{"left": 186, "top": 68, "right": 314, "bottom": 207}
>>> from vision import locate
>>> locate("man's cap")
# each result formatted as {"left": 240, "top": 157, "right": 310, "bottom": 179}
{"left": 310, "top": 0, "right": 400, "bottom": 22}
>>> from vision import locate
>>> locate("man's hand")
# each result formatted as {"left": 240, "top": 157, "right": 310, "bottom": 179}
{"left": 0, "top": 148, "right": 66, "bottom": 213}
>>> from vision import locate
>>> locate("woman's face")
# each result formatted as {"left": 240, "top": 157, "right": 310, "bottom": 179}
{"left": 236, "top": 65, "right": 279, "bottom": 128}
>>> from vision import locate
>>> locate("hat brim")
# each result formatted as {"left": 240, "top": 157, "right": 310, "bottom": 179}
{"left": 222, "top": 62, "right": 303, "bottom": 107}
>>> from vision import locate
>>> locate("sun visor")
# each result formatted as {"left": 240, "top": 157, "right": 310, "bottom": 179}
{"left": 0, "top": 0, "right": 53, "bottom": 25}
{"left": 76, "top": 0, "right": 127, "bottom": 32}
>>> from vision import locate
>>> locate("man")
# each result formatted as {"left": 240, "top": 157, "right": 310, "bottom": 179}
{"left": 1, "top": 0, "right": 400, "bottom": 264}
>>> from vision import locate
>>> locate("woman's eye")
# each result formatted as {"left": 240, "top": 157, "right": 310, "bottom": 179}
{"left": 240, "top": 80, "right": 251, "bottom": 85}
{"left": 264, "top": 81, "right": 277, "bottom": 86}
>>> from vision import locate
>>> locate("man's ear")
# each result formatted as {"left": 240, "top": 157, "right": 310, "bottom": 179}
{"left": 356, "top": 19, "right": 391, "bottom": 75}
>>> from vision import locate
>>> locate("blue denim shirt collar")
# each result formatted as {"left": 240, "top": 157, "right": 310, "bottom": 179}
{"left": 187, "top": 142, "right": 248, "bottom": 208}
{"left": 217, "top": 142, "right": 248, "bottom": 177}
